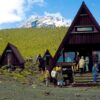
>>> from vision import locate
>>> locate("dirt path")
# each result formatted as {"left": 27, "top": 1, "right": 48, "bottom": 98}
{"left": 0, "top": 80, "right": 100, "bottom": 100}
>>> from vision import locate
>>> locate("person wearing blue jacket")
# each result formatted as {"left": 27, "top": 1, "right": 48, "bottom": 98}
{"left": 92, "top": 63, "right": 99, "bottom": 83}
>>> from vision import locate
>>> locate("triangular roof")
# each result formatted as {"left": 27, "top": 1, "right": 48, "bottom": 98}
{"left": 43, "top": 49, "right": 54, "bottom": 71}
{"left": 43, "top": 49, "right": 53, "bottom": 60}
{"left": 54, "top": 2, "right": 100, "bottom": 63}
{"left": 0, "top": 43, "right": 25, "bottom": 64}
{"left": 36, "top": 54, "right": 43, "bottom": 62}
{"left": 69, "top": 1, "right": 100, "bottom": 32}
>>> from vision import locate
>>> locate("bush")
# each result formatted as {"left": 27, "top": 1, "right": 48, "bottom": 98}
{"left": 12, "top": 72, "right": 26, "bottom": 82}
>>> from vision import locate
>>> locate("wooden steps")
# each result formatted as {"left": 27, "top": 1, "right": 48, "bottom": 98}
{"left": 72, "top": 73, "right": 100, "bottom": 87}
{"left": 72, "top": 83, "right": 100, "bottom": 87}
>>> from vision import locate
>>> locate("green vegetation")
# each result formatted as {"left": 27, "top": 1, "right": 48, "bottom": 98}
{"left": 0, "top": 57, "right": 46, "bottom": 85}
{"left": 0, "top": 27, "right": 67, "bottom": 58}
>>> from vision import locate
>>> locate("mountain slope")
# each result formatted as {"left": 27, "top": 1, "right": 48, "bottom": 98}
{"left": 0, "top": 28, "right": 67, "bottom": 57}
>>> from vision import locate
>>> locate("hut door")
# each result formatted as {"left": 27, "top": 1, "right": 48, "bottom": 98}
{"left": 6, "top": 49, "right": 13, "bottom": 66}
{"left": 79, "top": 49, "right": 93, "bottom": 72}
{"left": 79, "top": 49, "right": 89, "bottom": 57}
{"left": 7, "top": 53, "right": 12, "bottom": 65}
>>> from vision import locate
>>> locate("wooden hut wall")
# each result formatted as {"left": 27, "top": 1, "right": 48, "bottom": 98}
{"left": 1, "top": 49, "right": 20, "bottom": 66}
{"left": 43, "top": 50, "right": 54, "bottom": 71}
{"left": 53, "top": 2, "right": 100, "bottom": 66}
{"left": 67, "top": 33, "right": 100, "bottom": 44}
{"left": 0, "top": 43, "right": 25, "bottom": 68}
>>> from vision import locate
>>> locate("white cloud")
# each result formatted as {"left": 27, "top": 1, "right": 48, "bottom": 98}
{"left": 44, "top": 12, "right": 65, "bottom": 19}
{"left": 0, "top": 0, "right": 45, "bottom": 25}
{"left": 0, "top": 0, "right": 25, "bottom": 24}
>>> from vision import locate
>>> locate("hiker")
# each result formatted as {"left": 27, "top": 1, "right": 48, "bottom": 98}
{"left": 75, "top": 52, "right": 80, "bottom": 71}
{"left": 56, "top": 66, "right": 64, "bottom": 87}
{"left": 56, "top": 65, "right": 61, "bottom": 72}
{"left": 44, "top": 67, "right": 50, "bottom": 86}
{"left": 92, "top": 53, "right": 99, "bottom": 64}
{"left": 79, "top": 56, "right": 85, "bottom": 74}
{"left": 51, "top": 67, "right": 57, "bottom": 86}
{"left": 92, "top": 63, "right": 99, "bottom": 83}
{"left": 85, "top": 56, "right": 89, "bottom": 72}
{"left": 37, "top": 54, "right": 45, "bottom": 71}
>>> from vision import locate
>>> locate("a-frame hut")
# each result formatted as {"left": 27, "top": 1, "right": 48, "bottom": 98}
{"left": 53, "top": 2, "right": 100, "bottom": 82}
{"left": 0, "top": 43, "right": 25, "bottom": 69}
{"left": 43, "top": 49, "right": 54, "bottom": 71}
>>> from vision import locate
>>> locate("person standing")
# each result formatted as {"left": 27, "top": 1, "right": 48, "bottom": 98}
{"left": 75, "top": 52, "right": 80, "bottom": 71}
{"left": 56, "top": 66, "right": 64, "bottom": 87}
{"left": 85, "top": 56, "right": 89, "bottom": 72}
{"left": 44, "top": 67, "right": 50, "bottom": 86}
{"left": 79, "top": 56, "right": 85, "bottom": 74}
{"left": 92, "top": 63, "right": 99, "bottom": 83}
{"left": 51, "top": 67, "right": 57, "bottom": 86}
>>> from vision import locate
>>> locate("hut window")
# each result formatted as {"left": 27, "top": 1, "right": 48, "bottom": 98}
{"left": 57, "top": 55, "right": 63, "bottom": 63}
{"left": 64, "top": 52, "right": 75, "bottom": 62}
{"left": 7, "top": 53, "right": 12, "bottom": 65}
{"left": 57, "top": 49, "right": 65, "bottom": 63}
{"left": 76, "top": 26, "right": 93, "bottom": 32}
{"left": 80, "top": 14, "right": 88, "bottom": 16}
{"left": 57, "top": 52, "right": 75, "bottom": 63}
{"left": 6, "top": 49, "right": 12, "bottom": 53}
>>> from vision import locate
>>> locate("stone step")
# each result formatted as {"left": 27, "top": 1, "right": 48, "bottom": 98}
{"left": 74, "top": 78, "right": 100, "bottom": 82}
{"left": 74, "top": 75, "right": 93, "bottom": 77}
{"left": 74, "top": 73, "right": 100, "bottom": 77}
{"left": 72, "top": 73, "right": 100, "bottom": 86}
{"left": 74, "top": 79, "right": 100, "bottom": 83}
{"left": 72, "top": 83, "right": 100, "bottom": 87}
{"left": 74, "top": 76, "right": 100, "bottom": 80}
{"left": 73, "top": 73, "right": 100, "bottom": 84}
{"left": 74, "top": 76, "right": 100, "bottom": 78}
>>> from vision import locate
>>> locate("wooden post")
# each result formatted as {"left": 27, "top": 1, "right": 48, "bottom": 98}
{"left": 63, "top": 50, "right": 65, "bottom": 62}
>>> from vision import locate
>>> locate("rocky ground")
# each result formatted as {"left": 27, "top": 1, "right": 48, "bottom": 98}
{"left": 0, "top": 63, "right": 100, "bottom": 100}
{"left": 0, "top": 76, "right": 100, "bottom": 100}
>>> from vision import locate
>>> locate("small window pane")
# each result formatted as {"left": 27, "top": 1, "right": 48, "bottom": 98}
{"left": 57, "top": 55, "right": 63, "bottom": 62}
{"left": 77, "top": 27, "right": 93, "bottom": 32}
{"left": 57, "top": 52, "right": 75, "bottom": 63}
{"left": 6, "top": 49, "right": 12, "bottom": 53}
{"left": 65, "top": 52, "right": 75, "bottom": 62}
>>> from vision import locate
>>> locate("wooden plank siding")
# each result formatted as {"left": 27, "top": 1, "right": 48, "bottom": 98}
{"left": 0, "top": 43, "right": 25, "bottom": 68}
{"left": 76, "top": 16, "right": 93, "bottom": 25}
{"left": 53, "top": 2, "right": 100, "bottom": 66}
{"left": 68, "top": 33, "right": 100, "bottom": 44}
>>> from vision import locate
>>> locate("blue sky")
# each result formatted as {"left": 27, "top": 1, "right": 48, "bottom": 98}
{"left": 0, "top": 0, "right": 100, "bottom": 29}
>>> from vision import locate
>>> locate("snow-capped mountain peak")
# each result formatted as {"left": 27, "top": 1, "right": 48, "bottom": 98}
{"left": 21, "top": 14, "right": 71, "bottom": 28}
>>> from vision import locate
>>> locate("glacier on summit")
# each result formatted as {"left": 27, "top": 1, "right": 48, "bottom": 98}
{"left": 22, "top": 14, "right": 71, "bottom": 28}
